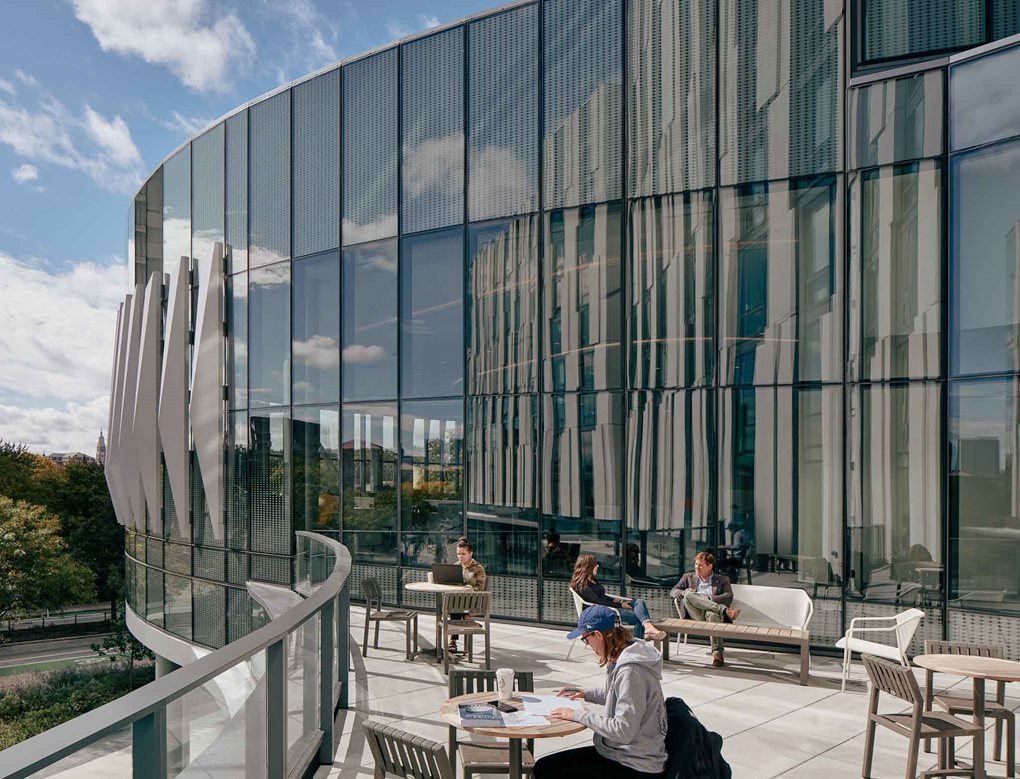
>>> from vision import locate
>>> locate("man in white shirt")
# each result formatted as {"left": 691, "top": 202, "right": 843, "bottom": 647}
{"left": 669, "top": 551, "right": 740, "bottom": 667}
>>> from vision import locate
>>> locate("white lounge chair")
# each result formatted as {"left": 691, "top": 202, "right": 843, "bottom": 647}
{"left": 835, "top": 607, "right": 924, "bottom": 691}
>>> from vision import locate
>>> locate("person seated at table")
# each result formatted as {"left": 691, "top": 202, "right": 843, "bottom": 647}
{"left": 669, "top": 550, "right": 740, "bottom": 668}
{"left": 448, "top": 537, "right": 486, "bottom": 655}
{"left": 536, "top": 605, "right": 667, "bottom": 778}
{"left": 570, "top": 554, "right": 666, "bottom": 641}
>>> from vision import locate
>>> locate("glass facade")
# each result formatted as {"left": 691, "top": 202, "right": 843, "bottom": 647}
{"left": 119, "top": 3, "right": 1020, "bottom": 652}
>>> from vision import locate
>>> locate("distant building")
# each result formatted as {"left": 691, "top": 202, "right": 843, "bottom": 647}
{"left": 48, "top": 452, "right": 96, "bottom": 466}
{"left": 96, "top": 430, "right": 107, "bottom": 466}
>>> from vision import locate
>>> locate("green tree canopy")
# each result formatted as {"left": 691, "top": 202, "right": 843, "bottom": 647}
{"left": 0, "top": 496, "right": 97, "bottom": 620}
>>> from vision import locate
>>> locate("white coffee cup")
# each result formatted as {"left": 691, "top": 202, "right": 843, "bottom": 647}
{"left": 495, "top": 667, "right": 514, "bottom": 701}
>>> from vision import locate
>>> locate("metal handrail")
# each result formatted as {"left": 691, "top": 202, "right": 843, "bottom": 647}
{"left": 0, "top": 532, "right": 351, "bottom": 778}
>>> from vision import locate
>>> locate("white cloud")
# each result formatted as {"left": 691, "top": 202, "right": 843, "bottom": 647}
{"left": 14, "top": 69, "right": 38, "bottom": 88}
{"left": 264, "top": 0, "right": 339, "bottom": 82}
{"left": 0, "top": 252, "right": 124, "bottom": 454}
{"left": 71, "top": 0, "right": 255, "bottom": 93}
{"left": 420, "top": 14, "right": 441, "bottom": 29}
{"left": 386, "top": 20, "right": 410, "bottom": 40}
{"left": 0, "top": 79, "right": 14, "bottom": 96}
{"left": 342, "top": 344, "right": 386, "bottom": 364}
{"left": 0, "top": 86, "right": 143, "bottom": 193}
{"left": 294, "top": 335, "right": 340, "bottom": 369}
{"left": 11, "top": 164, "right": 38, "bottom": 185}
{"left": 168, "top": 110, "right": 213, "bottom": 136}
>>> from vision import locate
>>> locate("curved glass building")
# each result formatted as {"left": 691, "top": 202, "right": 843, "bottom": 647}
{"left": 106, "top": 0, "right": 1020, "bottom": 658}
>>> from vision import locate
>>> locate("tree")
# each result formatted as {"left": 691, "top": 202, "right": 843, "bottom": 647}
{"left": 0, "top": 496, "right": 97, "bottom": 620}
{"left": 91, "top": 619, "right": 155, "bottom": 688}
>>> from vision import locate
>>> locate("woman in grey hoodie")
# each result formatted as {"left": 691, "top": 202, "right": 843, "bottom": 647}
{"left": 534, "top": 605, "right": 668, "bottom": 778}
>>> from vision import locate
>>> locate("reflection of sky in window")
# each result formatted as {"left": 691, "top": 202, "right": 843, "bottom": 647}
{"left": 952, "top": 45, "right": 1020, "bottom": 151}
{"left": 951, "top": 381, "right": 1017, "bottom": 473}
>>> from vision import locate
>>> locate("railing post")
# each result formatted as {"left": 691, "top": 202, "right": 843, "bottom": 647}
{"left": 267, "top": 639, "right": 286, "bottom": 779}
{"left": 132, "top": 705, "right": 167, "bottom": 778}
{"left": 337, "top": 581, "right": 350, "bottom": 709}
{"left": 318, "top": 599, "right": 335, "bottom": 765}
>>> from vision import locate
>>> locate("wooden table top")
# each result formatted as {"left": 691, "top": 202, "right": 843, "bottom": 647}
{"left": 404, "top": 581, "right": 473, "bottom": 593}
{"left": 439, "top": 691, "right": 588, "bottom": 739}
{"left": 914, "top": 654, "right": 1020, "bottom": 681}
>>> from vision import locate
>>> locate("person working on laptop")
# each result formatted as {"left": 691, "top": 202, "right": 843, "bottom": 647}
{"left": 448, "top": 537, "right": 486, "bottom": 656}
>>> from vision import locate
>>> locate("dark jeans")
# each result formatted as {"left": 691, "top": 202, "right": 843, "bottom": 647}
{"left": 533, "top": 745, "right": 665, "bottom": 778}
{"left": 618, "top": 598, "right": 653, "bottom": 639}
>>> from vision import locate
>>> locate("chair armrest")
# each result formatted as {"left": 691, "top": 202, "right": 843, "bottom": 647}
{"left": 846, "top": 625, "right": 899, "bottom": 634}
{"left": 605, "top": 591, "right": 631, "bottom": 603}
{"left": 848, "top": 615, "right": 900, "bottom": 629}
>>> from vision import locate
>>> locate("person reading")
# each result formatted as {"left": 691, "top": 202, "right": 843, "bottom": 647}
{"left": 533, "top": 605, "right": 667, "bottom": 778}
{"left": 570, "top": 554, "right": 666, "bottom": 641}
{"left": 447, "top": 537, "right": 486, "bottom": 656}
{"left": 669, "top": 551, "right": 740, "bottom": 667}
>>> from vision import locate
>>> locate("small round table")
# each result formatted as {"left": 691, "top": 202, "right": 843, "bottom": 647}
{"left": 913, "top": 654, "right": 1020, "bottom": 779}
{"left": 440, "top": 690, "right": 587, "bottom": 779}
{"left": 403, "top": 580, "right": 473, "bottom": 659}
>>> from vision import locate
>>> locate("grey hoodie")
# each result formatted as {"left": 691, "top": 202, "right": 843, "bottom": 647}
{"left": 574, "top": 640, "right": 668, "bottom": 774}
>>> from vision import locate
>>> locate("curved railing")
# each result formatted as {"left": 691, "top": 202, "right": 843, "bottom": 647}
{"left": 0, "top": 532, "right": 351, "bottom": 778}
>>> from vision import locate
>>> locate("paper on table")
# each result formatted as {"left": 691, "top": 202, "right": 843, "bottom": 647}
{"left": 520, "top": 694, "right": 584, "bottom": 716}
{"left": 500, "top": 711, "right": 549, "bottom": 728}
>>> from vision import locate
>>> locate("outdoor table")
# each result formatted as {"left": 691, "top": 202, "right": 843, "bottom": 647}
{"left": 439, "top": 690, "right": 587, "bottom": 779}
{"left": 913, "top": 653, "right": 1020, "bottom": 779}
{"left": 403, "top": 580, "right": 473, "bottom": 659}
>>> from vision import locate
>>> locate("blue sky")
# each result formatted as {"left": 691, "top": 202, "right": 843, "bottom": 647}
{"left": 0, "top": 0, "right": 497, "bottom": 454}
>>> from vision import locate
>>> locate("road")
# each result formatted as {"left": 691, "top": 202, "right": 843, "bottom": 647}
{"left": 0, "top": 635, "right": 109, "bottom": 676}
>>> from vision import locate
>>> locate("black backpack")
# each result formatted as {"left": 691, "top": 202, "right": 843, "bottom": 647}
{"left": 663, "top": 696, "right": 732, "bottom": 779}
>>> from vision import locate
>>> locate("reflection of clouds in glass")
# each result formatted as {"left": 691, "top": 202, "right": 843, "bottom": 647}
{"left": 343, "top": 214, "right": 397, "bottom": 246}
{"left": 469, "top": 145, "right": 535, "bottom": 219}
{"left": 359, "top": 249, "right": 397, "bottom": 274}
{"left": 192, "top": 228, "right": 222, "bottom": 271}
{"left": 293, "top": 335, "right": 339, "bottom": 369}
{"left": 953, "top": 47, "right": 1020, "bottom": 150}
{"left": 343, "top": 344, "right": 386, "bottom": 363}
{"left": 404, "top": 133, "right": 463, "bottom": 199}
{"left": 163, "top": 216, "right": 190, "bottom": 263}
{"left": 250, "top": 246, "right": 289, "bottom": 268}
{"left": 252, "top": 262, "right": 290, "bottom": 286}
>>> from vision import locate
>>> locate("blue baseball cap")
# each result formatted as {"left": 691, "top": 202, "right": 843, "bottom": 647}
{"left": 566, "top": 605, "right": 620, "bottom": 640}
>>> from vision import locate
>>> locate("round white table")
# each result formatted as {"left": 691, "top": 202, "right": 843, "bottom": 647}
{"left": 404, "top": 580, "right": 473, "bottom": 659}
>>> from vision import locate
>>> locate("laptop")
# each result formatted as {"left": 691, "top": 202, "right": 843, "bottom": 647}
{"left": 431, "top": 563, "right": 464, "bottom": 585}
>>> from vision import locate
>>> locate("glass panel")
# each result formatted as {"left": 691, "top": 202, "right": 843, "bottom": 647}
{"left": 630, "top": 192, "right": 714, "bottom": 389}
{"left": 37, "top": 725, "right": 132, "bottom": 776}
{"left": 719, "top": 0, "right": 842, "bottom": 185}
{"left": 293, "top": 405, "right": 340, "bottom": 533}
{"left": 400, "top": 399, "right": 464, "bottom": 567}
{"left": 193, "top": 124, "right": 225, "bottom": 276}
{"left": 849, "top": 383, "right": 942, "bottom": 604}
{"left": 193, "top": 579, "right": 226, "bottom": 648}
{"left": 949, "top": 379, "right": 1020, "bottom": 611}
{"left": 544, "top": 202, "right": 623, "bottom": 392}
{"left": 342, "top": 402, "right": 399, "bottom": 563}
{"left": 864, "top": 0, "right": 983, "bottom": 62}
{"left": 164, "top": 573, "right": 193, "bottom": 640}
{"left": 146, "top": 169, "right": 164, "bottom": 276}
{"left": 994, "top": 0, "right": 1020, "bottom": 39}
{"left": 401, "top": 227, "right": 464, "bottom": 398}
{"left": 249, "top": 262, "right": 290, "bottom": 407}
{"left": 342, "top": 238, "right": 398, "bottom": 401}
{"left": 163, "top": 146, "right": 191, "bottom": 267}
{"left": 293, "top": 70, "right": 340, "bottom": 257}
{"left": 467, "top": 395, "right": 539, "bottom": 576}
{"left": 543, "top": 0, "right": 622, "bottom": 208}
{"left": 402, "top": 28, "right": 464, "bottom": 234}
{"left": 541, "top": 393, "right": 624, "bottom": 581}
{"left": 719, "top": 386, "right": 843, "bottom": 592}
{"left": 849, "top": 72, "right": 943, "bottom": 169}
{"left": 250, "top": 410, "right": 291, "bottom": 555}
{"left": 250, "top": 91, "right": 291, "bottom": 268}
{"left": 626, "top": 390, "right": 715, "bottom": 587}
{"left": 226, "top": 109, "right": 248, "bottom": 272}
{"left": 227, "top": 410, "right": 249, "bottom": 551}
{"left": 719, "top": 177, "right": 843, "bottom": 385}
{"left": 146, "top": 567, "right": 164, "bottom": 627}
{"left": 292, "top": 252, "right": 340, "bottom": 405}
{"left": 850, "top": 161, "right": 941, "bottom": 380}
{"left": 228, "top": 272, "right": 248, "bottom": 409}
{"left": 342, "top": 50, "right": 398, "bottom": 245}
{"left": 951, "top": 138, "right": 1020, "bottom": 376}
{"left": 467, "top": 215, "right": 539, "bottom": 395}
{"left": 287, "top": 618, "right": 320, "bottom": 768}
{"left": 171, "top": 651, "right": 267, "bottom": 778}
{"left": 951, "top": 43, "right": 1020, "bottom": 152}
{"left": 627, "top": 0, "right": 715, "bottom": 195}
{"left": 468, "top": 4, "right": 539, "bottom": 221}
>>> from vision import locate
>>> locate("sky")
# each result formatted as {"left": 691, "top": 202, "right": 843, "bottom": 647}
{"left": 0, "top": 0, "right": 498, "bottom": 455}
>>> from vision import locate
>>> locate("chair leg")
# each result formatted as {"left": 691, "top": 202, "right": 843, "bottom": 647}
{"left": 841, "top": 645, "right": 851, "bottom": 692}
{"left": 467, "top": 635, "right": 474, "bottom": 663}
{"left": 946, "top": 736, "right": 955, "bottom": 769}
{"left": 995, "top": 718, "right": 1003, "bottom": 762}
{"left": 905, "top": 733, "right": 920, "bottom": 779}
{"left": 362, "top": 614, "right": 370, "bottom": 658}
{"left": 405, "top": 620, "right": 411, "bottom": 660}
{"left": 484, "top": 631, "right": 490, "bottom": 670}
{"left": 374, "top": 619, "right": 380, "bottom": 649}
{"left": 937, "top": 737, "right": 946, "bottom": 770}
{"left": 1006, "top": 714, "right": 1016, "bottom": 778}
{"left": 862, "top": 719, "right": 877, "bottom": 778}
{"left": 566, "top": 639, "right": 575, "bottom": 660}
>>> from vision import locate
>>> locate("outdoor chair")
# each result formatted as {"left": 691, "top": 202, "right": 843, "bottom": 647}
{"left": 441, "top": 591, "right": 491, "bottom": 674}
{"left": 362, "top": 576, "right": 419, "bottom": 660}
{"left": 922, "top": 640, "right": 1015, "bottom": 776}
{"left": 448, "top": 669, "right": 535, "bottom": 777}
{"left": 566, "top": 586, "right": 633, "bottom": 660}
{"left": 365, "top": 720, "right": 455, "bottom": 779}
{"left": 861, "top": 654, "right": 980, "bottom": 779}
{"left": 835, "top": 607, "right": 924, "bottom": 691}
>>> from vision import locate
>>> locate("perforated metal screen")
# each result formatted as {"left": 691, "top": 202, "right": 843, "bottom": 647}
{"left": 225, "top": 110, "right": 248, "bottom": 272}
{"left": 294, "top": 70, "right": 340, "bottom": 258}
{"left": 250, "top": 91, "right": 291, "bottom": 267}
